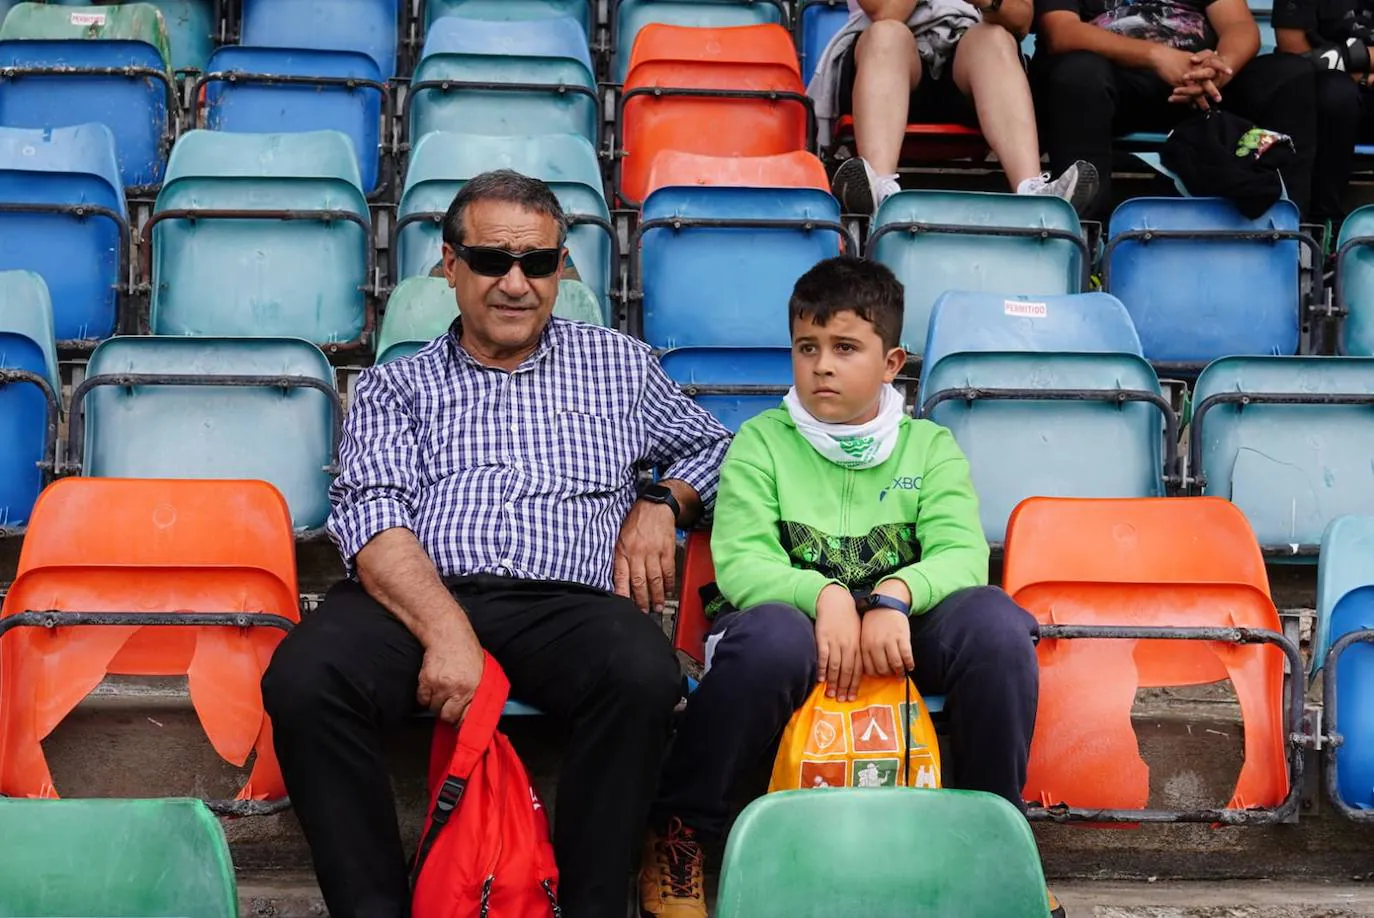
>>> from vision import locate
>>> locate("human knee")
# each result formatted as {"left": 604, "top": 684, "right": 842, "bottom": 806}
{"left": 1316, "top": 68, "right": 1362, "bottom": 121}
{"left": 961, "top": 21, "right": 1022, "bottom": 63}
{"left": 713, "top": 603, "right": 818, "bottom": 688}
{"left": 949, "top": 587, "right": 1039, "bottom": 675}
{"left": 261, "top": 628, "right": 338, "bottom": 727}
{"left": 593, "top": 617, "right": 682, "bottom": 715}
{"left": 1039, "top": 50, "right": 1112, "bottom": 101}
{"left": 856, "top": 18, "right": 919, "bottom": 64}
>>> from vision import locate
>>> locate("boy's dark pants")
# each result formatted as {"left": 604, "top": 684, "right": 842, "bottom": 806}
{"left": 650, "top": 586, "right": 1041, "bottom": 838}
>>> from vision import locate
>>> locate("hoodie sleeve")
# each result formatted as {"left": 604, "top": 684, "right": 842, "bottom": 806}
{"left": 710, "top": 421, "right": 839, "bottom": 618}
{"left": 890, "top": 425, "right": 990, "bottom": 614}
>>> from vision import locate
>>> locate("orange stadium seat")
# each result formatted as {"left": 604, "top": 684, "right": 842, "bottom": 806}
{"left": 644, "top": 150, "right": 829, "bottom": 197}
{"left": 674, "top": 529, "right": 716, "bottom": 665}
{"left": 832, "top": 119, "right": 987, "bottom": 164}
{"left": 1002, "top": 497, "right": 1296, "bottom": 822}
{"left": 0, "top": 478, "right": 299, "bottom": 814}
{"left": 618, "top": 23, "right": 811, "bottom": 206}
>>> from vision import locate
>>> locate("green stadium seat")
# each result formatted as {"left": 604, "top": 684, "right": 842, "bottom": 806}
{"left": 47, "top": 0, "right": 215, "bottom": 72}
{"left": 0, "top": 798, "right": 237, "bottom": 918}
{"left": 715, "top": 788, "right": 1050, "bottom": 918}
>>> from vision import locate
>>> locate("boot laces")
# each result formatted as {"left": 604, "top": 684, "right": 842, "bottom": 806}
{"left": 656, "top": 818, "right": 702, "bottom": 898}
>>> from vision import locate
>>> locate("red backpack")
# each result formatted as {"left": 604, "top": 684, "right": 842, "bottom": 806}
{"left": 411, "top": 653, "right": 561, "bottom": 918}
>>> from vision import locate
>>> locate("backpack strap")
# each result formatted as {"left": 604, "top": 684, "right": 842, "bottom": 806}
{"left": 411, "top": 653, "right": 511, "bottom": 884}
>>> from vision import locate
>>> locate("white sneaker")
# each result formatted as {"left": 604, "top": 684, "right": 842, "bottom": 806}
{"left": 1017, "top": 160, "right": 1099, "bottom": 216}
{"left": 831, "top": 157, "right": 900, "bottom": 216}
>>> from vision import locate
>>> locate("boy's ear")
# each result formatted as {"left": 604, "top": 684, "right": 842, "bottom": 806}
{"left": 883, "top": 346, "right": 907, "bottom": 382}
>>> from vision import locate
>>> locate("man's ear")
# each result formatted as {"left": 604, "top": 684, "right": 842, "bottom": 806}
{"left": 883, "top": 346, "right": 907, "bottom": 382}
{"left": 441, "top": 243, "right": 461, "bottom": 289}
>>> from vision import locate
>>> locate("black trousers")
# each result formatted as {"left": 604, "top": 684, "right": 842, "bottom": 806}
{"left": 1312, "top": 68, "right": 1374, "bottom": 221}
{"left": 1031, "top": 50, "right": 1318, "bottom": 219}
{"left": 262, "top": 576, "right": 682, "bottom": 918}
{"left": 650, "top": 586, "right": 1041, "bottom": 840}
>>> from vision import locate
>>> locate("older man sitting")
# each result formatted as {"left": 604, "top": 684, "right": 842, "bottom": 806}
{"left": 262, "top": 170, "right": 732, "bottom": 918}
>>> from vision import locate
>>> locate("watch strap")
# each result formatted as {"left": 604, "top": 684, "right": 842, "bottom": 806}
{"left": 857, "top": 593, "right": 912, "bottom": 617}
{"left": 639, "top": 484, "right": 681, "bottom": 523}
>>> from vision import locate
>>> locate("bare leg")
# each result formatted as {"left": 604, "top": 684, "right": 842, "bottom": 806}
{"left": 852, "top": 18, "right": 922, "bottom": 176}
{"left": 951, "top": 22, "right": 1043, "bottom": 189}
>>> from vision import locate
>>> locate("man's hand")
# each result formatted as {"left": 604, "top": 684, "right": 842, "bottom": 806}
{"left": 416, "top": 619, "right": 486, "bottom": 724}
{"left": 815, "top": 584, "right": 863, "bottom": 702}
{"left": 614, "top": 499, "right": 676, "bottom": 613}
{"left": 861, "top": 578, "right": 915, "bottom": 677}
{"left": 1168, "top": 50, "right": 1233, "bottom": 107}
{"left": 1151, "top": 44, "right": 1197, "bottom": 91}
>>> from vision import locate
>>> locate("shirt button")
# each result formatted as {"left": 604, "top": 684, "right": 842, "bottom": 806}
{"left": 509, "top": 423, "right": 518, "bottom": 435}
{"left": 504, "top": 501, "right": 515, "bottom": 513}
{"left": 501, "top": 558, "right": 514, "bottom": 568}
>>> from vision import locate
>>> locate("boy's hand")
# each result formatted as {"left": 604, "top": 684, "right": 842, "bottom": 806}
{"left": 815, "top": 584, "right": 862, "bottom": 702}
{"left": 862, "top": 578, "right": 916, "bottom": 677}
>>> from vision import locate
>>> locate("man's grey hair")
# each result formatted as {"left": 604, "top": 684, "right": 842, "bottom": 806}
{"left": 441, "top": 169, "right": 569, "bottom": 249}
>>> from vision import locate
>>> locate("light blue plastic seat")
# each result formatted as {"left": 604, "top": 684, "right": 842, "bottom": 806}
{"left": 919, "top": 292, "right": 1167, "bottom": 544}
{"left": 410, "top": 17, "right": 597, "bottom": 148}
{"left": 0, "top": 270, "right": 58, "bottom": 530}
{"left": 396, "top": 131, "right": 613, "bottom": 314}
{"left": 241, "top": 0, "right": 400, "bottom": 79}
{"left": 426, "top": 0, "right": 593, "bottom": 34}
{"left": 639, "top": 186, "right": 843, "bottom": 349}
{"left": 613, "top": 0, "right": 785, "bottom": 82}
{"left": 150, "top": 130, "right": 370, "bottom": 345}
{"left": 870, "top": 190, "right": 1086, "bottom": 357}
{"left": 1335, "top": 205, "right": 1374, "bottom": 356}
{"left": 203, "top": 47, "right": 386, "bottom": 194}
{"left": 658, "top": 347, "right": 791, "bottom": 432}
{"left": 77, "top": 336, "right": 338, "bottom": 531}
{"left": 50, "top": 0, "right": 215, "bottom": 72}
{"left": 1191, "top": 356, "right": 1374, "bottom": 553}
{"left": 798, "top": 0, "right": 847, "bottom": 86}
{"left": 1106, "top": 197, "right": 1303, "bottom": 367}
{"left": 0, "top": 122, "right": 126, "bottom": 343}
{"left": 0, "top": 2, "right": 174, "bottom": 190}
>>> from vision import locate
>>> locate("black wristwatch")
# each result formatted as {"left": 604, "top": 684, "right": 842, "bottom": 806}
{"left": 638, "top": 483, "right": 681, "bottom": 525}
{"left": 855, "top": 593, "right": 912, "bottom": 617}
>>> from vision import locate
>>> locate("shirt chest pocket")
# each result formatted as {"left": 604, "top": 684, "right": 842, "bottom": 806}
{"left": 554, "top": 411, "right": 643, "bottom": 491}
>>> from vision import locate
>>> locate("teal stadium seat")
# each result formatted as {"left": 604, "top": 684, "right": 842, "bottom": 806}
{"left": 918, "top": 291, "right": 1174, "bottom": 544}
{"left": 241, "top": 0, "right": 400, "bottom": 79}
{"left": 149, "top": 130, "right": 371, "bottom": 347}
{"left": 1190, "top": 356, "right": 1374, "bottom": 553}
{"left": 74, "top": 336, "right": 340, "bottom": 531}
{"left": 0, "top": 122, "right": 128, "bottom": 343}
{"left": 715, "top": 789, "right": 1050, "bottom": 918}
{"left": 0, "top": 798, "right": 237, "bottom": 918}
{"left": 869, "top": 190, "right": 1087, "bottom": 356}
{"left": 51, "top": 0, "right": 215, "bottom": 72}
{"left": 377, "top": 276, "right": 606, "bottom": 364}
{"left": 1336, "top": 204, "right": 1374, "bottom": 355}
{"left": 409, "top": 16, "right": 597, "bottom": 148}
{"left": 425, "top": 0, "right": 593, "bottom": 34}
{"left": 612, "top": 0, "right": 786, "bottom": 81}
{"left": 0, "top": 270, "right": 58, "bottom": 530}
{"left": 396, "top": 131, "right": 614, "bottom": 315}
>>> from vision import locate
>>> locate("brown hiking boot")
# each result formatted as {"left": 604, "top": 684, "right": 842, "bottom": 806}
{"left": 638, "top": 818, "right": 706, "bottom": 918}
{"left": 1049, "top": 887, "right": 1066, "bottom": 917}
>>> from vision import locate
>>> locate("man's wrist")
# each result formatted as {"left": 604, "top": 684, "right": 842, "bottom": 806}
{"left": 637, "top": 482, "right": 681, "bottom": 524}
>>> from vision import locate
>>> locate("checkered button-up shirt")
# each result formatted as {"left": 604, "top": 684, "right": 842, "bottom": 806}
{"left": 328, "top": 317, "right": 732, "bottom": 591}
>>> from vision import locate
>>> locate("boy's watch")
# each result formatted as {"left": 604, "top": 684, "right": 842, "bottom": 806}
{"left": 855, "top": 593, "right": 912, "bottom": 617}
{"left": 637, "top": 483, "right": 681, "bottom": 525}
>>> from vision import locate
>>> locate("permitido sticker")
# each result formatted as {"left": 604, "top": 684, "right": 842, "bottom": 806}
{"left": 71, "top": 11, "right": 107, "bottom": 25}
{"left": 1004, "top": 300, "right": 1048, "bottom": 318}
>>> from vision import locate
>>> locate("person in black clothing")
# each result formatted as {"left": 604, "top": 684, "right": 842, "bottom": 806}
{"left": 1030, "top": 0, "right": 1318, "bottom": 219}
{"left": 1274, "top": 0, "right": 1374, "bottom": 221}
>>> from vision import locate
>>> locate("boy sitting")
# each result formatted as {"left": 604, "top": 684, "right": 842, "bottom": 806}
{"left": 639, "top": 256, "right": 1055, "bottom": 918}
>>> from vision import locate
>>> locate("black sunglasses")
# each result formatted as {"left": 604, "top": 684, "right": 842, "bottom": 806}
{"left": 453, "top": 244, "right": 562, "bottom": 279}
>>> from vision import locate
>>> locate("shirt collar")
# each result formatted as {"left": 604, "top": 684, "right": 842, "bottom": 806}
{"left": 446, "top": 315, "right": 562, "bottom": 372}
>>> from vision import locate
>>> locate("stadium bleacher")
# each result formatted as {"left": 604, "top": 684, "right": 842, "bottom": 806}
{"left": 5, "top": 0, "right": 1374, "bottom": 913}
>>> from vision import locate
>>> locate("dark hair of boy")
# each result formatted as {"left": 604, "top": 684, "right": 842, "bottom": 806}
{"left": 788, "top": 256, "right": 905, "bottom": 351}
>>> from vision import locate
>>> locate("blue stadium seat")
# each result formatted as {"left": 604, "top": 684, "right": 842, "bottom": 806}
{"left": 1335, "top": 204, "right": 1374, "bottom": 356}
{"left": 149, "top": 130, "right": 371, "bottom": 346}
{"left": 798, "top": 0, "right": 848, "bottom": 86}
{"left": 0, "top": 122, "right": 127, "bottom": 344}
{"left": 396, "top": 131, "right": 614, "bottom": 314}
{"left": 409, "top": 17, "right": 597, "bottom": 148}
{"left": 638, "top": 185, "right": 844, "bottom": 349}
{"left": 202, "top": 47, "right": 386, "bottom": 195}
{"left": 919, "top": 292, "right": 1172, "bottom": 544}
{"left": 869, "top": 190, "right": 1086, "bottom": 357}
{"left": 51, "top": 0, "right": 216, "bottom": 72}
{"left": 613, "top": 0, "right": 786, "bottom": 82}
{"left": 1190, "top": 356, "right": 1374, "bottom": 553}
{"left": 75, "top": 336, "right": 340, "bottom": 532}
{"left": 1105, "top": 197, "right": 1304, "bottom": 368}
{"left": 658, "top": 347, "right": 792, "bottom": 432}
{"left": 0, "top": 270, "right": 58, "bottom": 531}
{"left": 0, "top": 3, "right": 175, "bottom": 190}
{"left": 426, "top": 0, "right": 593, "bottom": 34}
{"left": 241, "top": 0, "right": 400, "bottom": 79}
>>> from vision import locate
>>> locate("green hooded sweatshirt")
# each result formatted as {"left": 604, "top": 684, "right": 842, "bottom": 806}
{"left": 711, "top": 408, "right": 989, "bottom": 617}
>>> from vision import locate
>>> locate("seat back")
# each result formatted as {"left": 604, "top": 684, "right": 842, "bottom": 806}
{"left": 80, "top": 336, "right": 337, "bottom": 530}
{"left": 1192, "top": 356, "right": 1374, "bottom": 551}
{"left": 122, "top": 0, "right": 215, "bottom": 71}
{"left": 0, "top": 122, "right": 125, "bottom": 342}
{"left": 241, "top": 0, "right": 399, "bottom": 78}
{"left": 203, "top": 47, "right": 385, "bottom": 194}
{"left": 1337, "top": 204, "right": 1374, "bottom": 356}
{"left": 871, "top": 191, "right": 1085, "bottom": 355}
{"left": 0, "top": 478, "right": 299, "bottom": 805}
{"left": 614, "top": 0, "right": 783, "bottom": 81}
{"left": 659, "top": 346, "right": 791, "bottom": 432}
{"left": 397, "top": 131, "right": 612, "bottom": 311}
{"left": 645, "top": 150, "right": 828, "bottom": 197}
{"left": 619, "top": 23, "right": 807, "bottom": 204}
{"left": 151, "top": 130, "right": 369, "bottom": 343}
{"left": 640, "top": 185, "right": 841, "bottom": 349}
{"left": 0, "top": 3, "right": 172, "bottom": 188}
{"left": 1106, "top": 198, "right": 1302, "bottom": 364}
{"left": 675, "top": 528, "right": 715, "bottom": 663}
{"left": 1003, "top": 496, "right": 1287, "bottom": 814}
{"left": 411, "top": 16, "right": 596, "bottom": 146}
{"left": 426, "top": 0, "right": 593, "bottom": 33}
{"left": 0, "top": 798, "right": 237, "bottom": 918}
{"left": 799, "top": 0, "right": 848, "bottom": 85}
{"left": 715, "top": 789, "right": 1049, "bottom": 918}
{"left": 0, "top": 269, "right": 57, "bottom": 528}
